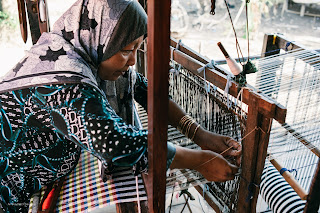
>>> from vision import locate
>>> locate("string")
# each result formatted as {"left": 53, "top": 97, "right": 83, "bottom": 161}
{"left": 130, "top": 68, "right": 142, "bottom": 213}
{"left": 166, "top": 65, "right": 247, "bottom": 184}
{"left": 224, "top": 0, "right": 245, "bottom": 65}
{"left": 250, "top": 48, "right": 320, "bottom": 178}
{"left": 245, "top": 0, "right": 250, "bottom": 60}
{"left": 224, "top": 73, "right": 234, "bottom": 109}
{"left": 168, "top": 184, "right": 175, "bottom": 213}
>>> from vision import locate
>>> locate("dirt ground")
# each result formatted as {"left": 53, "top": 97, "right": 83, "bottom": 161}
{"left": 171, "top": 0, "right": 320, "bottom": 62}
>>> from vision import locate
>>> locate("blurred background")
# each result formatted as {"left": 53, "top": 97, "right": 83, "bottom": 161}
{"left": 1, "top": 0, "right": 320, "bottom": 75}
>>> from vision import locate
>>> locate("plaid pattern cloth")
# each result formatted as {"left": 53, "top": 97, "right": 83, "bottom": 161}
{"left": 28, "top": 151, "right": 147, "bottom": 213}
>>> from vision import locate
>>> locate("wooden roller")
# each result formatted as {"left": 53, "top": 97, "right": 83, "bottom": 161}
{"left": 268, "top": 154, "right": 308, "bottom": 200}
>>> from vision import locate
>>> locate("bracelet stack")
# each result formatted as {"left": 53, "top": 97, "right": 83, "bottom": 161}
{"left": 177, "top": 115, "right": 201, "bottom": 141}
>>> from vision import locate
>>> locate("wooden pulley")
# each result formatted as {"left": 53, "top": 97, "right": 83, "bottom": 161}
{"left": 37, "top": 0, "right": 50, "bottom": 34}
{"left": 17, "top": 0, "right": 28, "bottom": 43}
{"left": 210, "top": 0, "right": 216, "bottom": 15}
{"left": 18, "top": 0, "right": 50, "bottom": 44}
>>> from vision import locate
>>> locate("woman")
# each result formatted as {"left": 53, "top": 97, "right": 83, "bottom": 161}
{"left": 0, "top": 0, "right": 240, "bottom": 212}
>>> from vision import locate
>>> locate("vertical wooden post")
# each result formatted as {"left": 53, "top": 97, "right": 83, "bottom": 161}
{"left": 304, "top": 160, "right": 320, "bottom": 213}
{"left": 250, "top": 114, "right": 274, "bottom": 212}
{"left": 146, "top": 0, "right": 171, "bottom": 212}
{"left": 237, "top": 93, "right": 260, "bottom": 213}
{"left": 261, "top": 34, "right": 280, "bottom": 58}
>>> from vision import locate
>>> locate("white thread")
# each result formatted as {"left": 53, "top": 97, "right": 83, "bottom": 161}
{"left": 224, "top": 74, "right": 233, "bottom": 108}
{"left": 131, "top": 68, "right": 141, "bottom": 213}
{"left": 135, "top": 175, "right": 141, "bottom": 213}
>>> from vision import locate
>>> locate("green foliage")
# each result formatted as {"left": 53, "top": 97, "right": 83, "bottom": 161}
{"left": 0, "top": 10, "right": 17, "bottom": 29}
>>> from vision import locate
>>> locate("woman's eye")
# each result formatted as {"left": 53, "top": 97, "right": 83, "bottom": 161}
{"left": 121, "top": 50, "right": 132, "bottom": 56}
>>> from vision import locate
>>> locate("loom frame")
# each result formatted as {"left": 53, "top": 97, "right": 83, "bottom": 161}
{"left": 119, "top": 2, "right": 286, "bottom": 211}
{"left": 121, "top": 3, "right": 319, "bottom": 213}
{"left": 141, "top": 4, "right": 289, "bottom": 209}
{"left": 168, "top": 38, "right": 286, "bottom": 213}
{"left": 261, "top": 33, "right": 320, "bottom": 213}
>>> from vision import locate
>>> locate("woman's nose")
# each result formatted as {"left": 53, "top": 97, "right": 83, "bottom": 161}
{"left": 127, "top": 51, "right": 137, "bottom": 66}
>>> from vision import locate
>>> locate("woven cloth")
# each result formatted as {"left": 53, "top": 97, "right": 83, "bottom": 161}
{"left": 28, "top": 151, "right": 147, "bottom": 213}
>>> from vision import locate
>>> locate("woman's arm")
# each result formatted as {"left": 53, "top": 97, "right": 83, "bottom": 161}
{"left": 170, "top": 146, "right": 238, "bottom": 182}
{"left": 168, "top": 99, "right": 242, "bottom": 166}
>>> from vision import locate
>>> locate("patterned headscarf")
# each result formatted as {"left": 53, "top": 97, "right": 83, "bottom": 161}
{"left": 0, "top": 0, "right": 147, "bottom": 94}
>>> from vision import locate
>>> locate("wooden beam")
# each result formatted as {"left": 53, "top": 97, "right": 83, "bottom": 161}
{"left": 146, "top": 0, "right": 170, "bottom": 212}
{"left": 261, "top": 33, "right": 306, "bottom": 56}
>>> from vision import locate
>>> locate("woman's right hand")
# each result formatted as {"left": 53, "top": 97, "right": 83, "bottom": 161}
{"left": 193, "top": 150, "right": 239, "bottom": 182}
{"left": 170, "top": 146, "right": 239, "bottom": 182}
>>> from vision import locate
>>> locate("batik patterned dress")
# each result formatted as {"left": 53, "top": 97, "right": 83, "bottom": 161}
{"left": 0, "top": 74, "right": 152, "bottom": 212}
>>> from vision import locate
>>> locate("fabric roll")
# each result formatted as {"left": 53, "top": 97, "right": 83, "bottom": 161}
{"left": 260, "top": 163, "right": 306, "bottom": 213}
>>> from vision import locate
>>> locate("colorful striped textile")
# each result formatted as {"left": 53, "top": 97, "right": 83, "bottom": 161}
{"left": 28, "top": 151, "right": 147, "bottom": 213}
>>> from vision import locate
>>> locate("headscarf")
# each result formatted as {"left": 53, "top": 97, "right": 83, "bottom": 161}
{"left": 0, "top": 0, "right": 147, "bottom": 96}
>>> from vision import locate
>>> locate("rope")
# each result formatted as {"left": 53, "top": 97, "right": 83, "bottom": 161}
{"left": 224, "top": 0, "right": 245, "bottom": 65}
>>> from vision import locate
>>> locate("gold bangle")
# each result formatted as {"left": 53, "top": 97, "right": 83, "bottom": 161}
{"left": 178, "top": 115, "right": 192, "bottom": 131}
{"left": 185, "top": 120, "right": 195, "bottom": 138}
{"left": 178, "top": 115, "right": 190, "bottom": 131}
{"left": 191, "top": 124, "right": 201, "bottom": 141}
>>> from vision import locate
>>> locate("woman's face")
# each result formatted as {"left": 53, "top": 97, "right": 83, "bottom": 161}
{"left": 98, "top": 36, "right": 144, "bottom": 81}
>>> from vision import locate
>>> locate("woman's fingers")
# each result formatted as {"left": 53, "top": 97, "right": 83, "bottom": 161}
{"left": 196, "top": 150, "right": 239, "bottom": 182}
{"left": 226, "top": 138, "right": 241, "bottom": 151}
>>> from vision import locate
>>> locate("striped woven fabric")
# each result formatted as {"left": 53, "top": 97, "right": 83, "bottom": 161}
{"left": 260, "top": 163, "right": 306, "bottom": 213}
{"left": 28, "top": 151, "right": 147, "bottom": 213}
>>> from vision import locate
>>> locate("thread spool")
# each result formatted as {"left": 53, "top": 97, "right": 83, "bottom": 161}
{"left": 217, "top": 42, "right": 242, "bottom": 76}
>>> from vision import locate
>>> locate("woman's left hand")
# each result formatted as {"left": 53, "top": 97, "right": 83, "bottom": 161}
{"left": 193, "top": 127, "right": 242, "bottom": 166}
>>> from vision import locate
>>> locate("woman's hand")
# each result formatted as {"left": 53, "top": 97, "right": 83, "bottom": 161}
{"left": 194, "top": 150, "right": 239, "bottom": 182}
{"left": 170, "top": 146, "right": 239, "bottom": 182}
{"left": 193, "top": 127, "right": 242, "bottom": 166}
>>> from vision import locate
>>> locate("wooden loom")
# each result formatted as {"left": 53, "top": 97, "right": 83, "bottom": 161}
{"left": 142, "top": 0, "right": 289, "bottom": 208}
{"left": 143, "top": 33, "right": 287, "bottom": 212}
{"left": 143, "top": 1, "right": 287, "bottom": 212}
{"left": 144, "top": 3, "right": 320, "bottom": 210}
